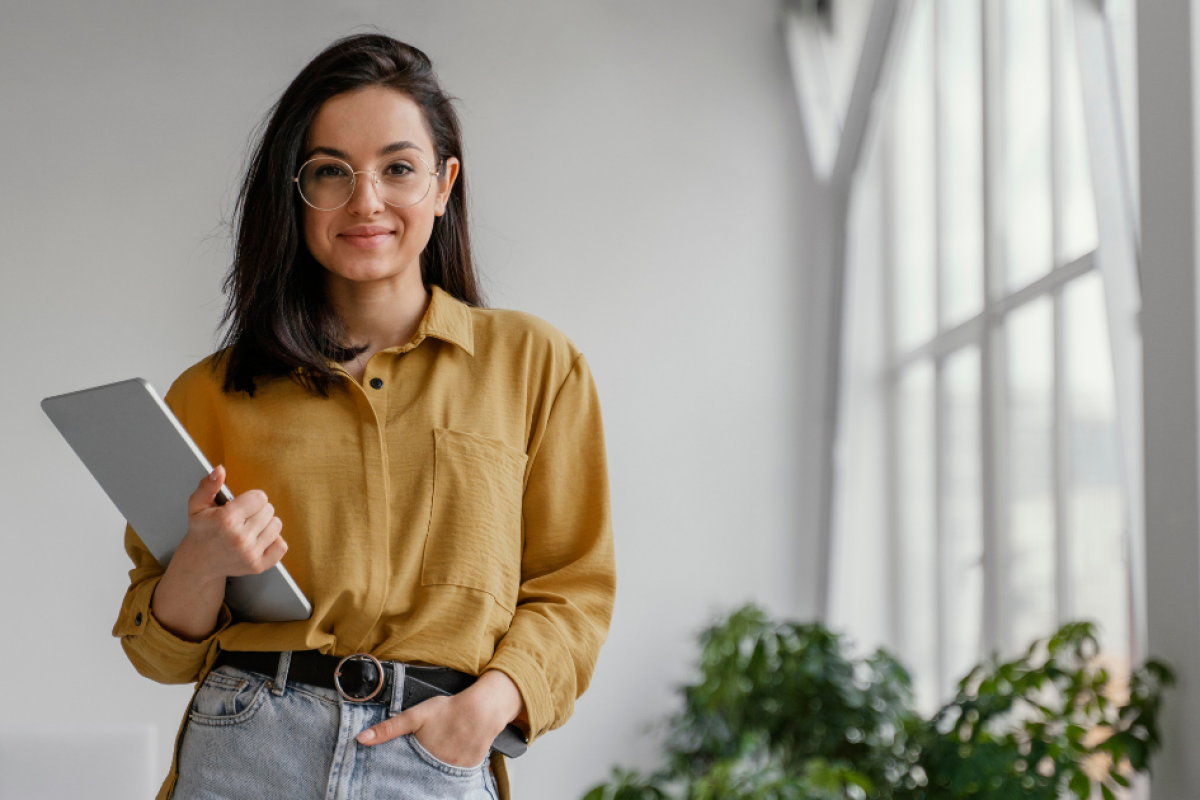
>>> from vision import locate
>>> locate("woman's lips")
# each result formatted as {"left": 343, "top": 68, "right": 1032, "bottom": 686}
{"left": 339, "top": 232, "right": 393, "bottom": 249}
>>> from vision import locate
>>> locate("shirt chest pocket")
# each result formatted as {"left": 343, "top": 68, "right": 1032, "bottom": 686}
{"left": 422, "top": 428, "right": 528, "bottom": 612}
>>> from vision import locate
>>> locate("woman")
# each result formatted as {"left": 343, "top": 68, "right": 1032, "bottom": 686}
{"left": 112, "top": 33, "right": 615, "bottom": 800}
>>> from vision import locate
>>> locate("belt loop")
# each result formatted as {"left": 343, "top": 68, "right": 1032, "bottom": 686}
{"left": 389, "top": 661, "right": 406, "bottom": 716}
{"left": 272, "top": 651, "right": 292, "bottom": 696}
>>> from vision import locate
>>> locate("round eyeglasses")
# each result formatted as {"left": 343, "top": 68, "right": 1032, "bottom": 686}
{"left": 294, "top": 153, "right": 441, "bottom": 211}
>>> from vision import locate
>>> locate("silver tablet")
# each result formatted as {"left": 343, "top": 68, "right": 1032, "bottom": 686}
{"left": 42, "top": 377, "right": 312, "bottom": 623}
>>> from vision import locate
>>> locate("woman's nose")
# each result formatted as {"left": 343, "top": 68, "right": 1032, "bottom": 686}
{"left": 347, "top": 171, "right": 385, "bottom": 214}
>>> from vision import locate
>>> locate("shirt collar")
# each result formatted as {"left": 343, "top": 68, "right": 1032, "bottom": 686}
{"left": 407, "top": 283, "right": 475, "bottom": 356}
{"left": 310, "top": 283, "right": 475, "bottom": 376}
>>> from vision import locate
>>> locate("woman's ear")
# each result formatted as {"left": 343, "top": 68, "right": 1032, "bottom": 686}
{"left": 434, "top": 157, "right": 461, "bottom": 216}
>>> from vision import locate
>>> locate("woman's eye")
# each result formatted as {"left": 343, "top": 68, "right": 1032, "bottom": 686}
{"left": 384, "top": 162, "right": 415, "bottom": 176}
{"left": 315, "top": 165, "right": 347, "bottom": 178}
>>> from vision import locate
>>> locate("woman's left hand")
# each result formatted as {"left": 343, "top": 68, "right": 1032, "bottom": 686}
{"left": 355, "top": 670, "right": 525, "bottom": 767}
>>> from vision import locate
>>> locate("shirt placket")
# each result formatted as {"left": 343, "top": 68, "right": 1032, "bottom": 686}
{"left": 338, "top": 357, "right": 393, "bottom": 654}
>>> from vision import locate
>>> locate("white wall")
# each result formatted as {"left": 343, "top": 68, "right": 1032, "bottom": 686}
{"left": 0, "top": 2, "right": 822, "bottom": 798}
{"left": 1136, "top": 0, "right": 1200, "bottom": 795}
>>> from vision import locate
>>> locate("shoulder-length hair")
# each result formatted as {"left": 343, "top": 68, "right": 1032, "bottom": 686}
{"left": 211, "top": 33, "right": 483, "bottom": 398}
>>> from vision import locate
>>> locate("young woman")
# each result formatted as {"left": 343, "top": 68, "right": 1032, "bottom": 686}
{"left": 112, "top": 33, "right": 616, "bottom": 800}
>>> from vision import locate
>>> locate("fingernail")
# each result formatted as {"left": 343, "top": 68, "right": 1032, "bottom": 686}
{"left": 210, "top": 466, "right": 221, "bottom": 481}
{"left": 357, "top": 729, "right": 375, "bottom": 743}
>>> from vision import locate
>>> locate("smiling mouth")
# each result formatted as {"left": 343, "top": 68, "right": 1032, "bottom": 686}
{"left": 339, "top": 231, "right": 393, "bottom": 249}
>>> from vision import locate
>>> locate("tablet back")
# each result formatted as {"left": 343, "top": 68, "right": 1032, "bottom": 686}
{"left": 41, "top": 377, "right": 312, "bottom": 623}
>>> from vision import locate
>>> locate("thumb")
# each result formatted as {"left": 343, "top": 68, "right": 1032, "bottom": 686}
{"left": 192, "top": 464, "right": 226, "bottom": 510}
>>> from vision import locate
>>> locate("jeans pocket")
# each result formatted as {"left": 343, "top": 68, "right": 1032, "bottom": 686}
{"left": 404, "top": 733, "right": 491, "bottom": 777}
{"left": 189, "top": 665, "right": 269, "bottom": 726}
{"left": 484, "top": 756, "right": 500, "bottom": 800}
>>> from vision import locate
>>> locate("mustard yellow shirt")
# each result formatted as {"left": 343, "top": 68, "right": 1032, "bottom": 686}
{"left": 111, "top": 284, "right": 616, "bottom": 800}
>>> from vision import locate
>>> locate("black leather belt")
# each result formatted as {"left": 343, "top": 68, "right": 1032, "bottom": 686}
{"left": 214, "top": 649, "right": 528, "bottom": 758}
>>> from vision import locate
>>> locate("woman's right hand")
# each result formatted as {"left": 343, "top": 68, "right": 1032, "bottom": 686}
{"left": 175, "top": 464, "right": 288, "bottom": 583}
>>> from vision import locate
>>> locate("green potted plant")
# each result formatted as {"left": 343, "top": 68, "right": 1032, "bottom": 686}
{"left": 584, "top": 606, "right": 1172, "bottom": 800}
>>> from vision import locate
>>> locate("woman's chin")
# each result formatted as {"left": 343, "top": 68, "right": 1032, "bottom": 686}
{"left": 325, "top": 257, "right": 413, "bottom": 285}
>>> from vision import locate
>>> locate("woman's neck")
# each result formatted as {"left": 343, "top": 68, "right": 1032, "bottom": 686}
{"left": 324, "top": 267, "right": 431, "bottom": 376}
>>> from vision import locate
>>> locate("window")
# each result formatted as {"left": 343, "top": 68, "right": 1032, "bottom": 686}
{"left": 829, "top": 0, "right": 1131, "bottom": 714}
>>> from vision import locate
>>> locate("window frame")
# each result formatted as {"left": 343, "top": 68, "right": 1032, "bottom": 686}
{"left": 871, "top": 0, "right": 1134, "bottom": 704}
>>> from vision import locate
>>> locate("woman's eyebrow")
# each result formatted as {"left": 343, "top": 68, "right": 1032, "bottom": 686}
{"left": 303, "top": 141, "right": 424, "bottom": 161}
{"left": 305, "top": 145, "right": 351, "bottom": 161}
{"left": 378, "top": 141, "right": 423, "bottom": 155}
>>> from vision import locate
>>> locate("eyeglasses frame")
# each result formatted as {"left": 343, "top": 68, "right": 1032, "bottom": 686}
{"left": 293, "top": 152, "right": 443, "bottom": 211}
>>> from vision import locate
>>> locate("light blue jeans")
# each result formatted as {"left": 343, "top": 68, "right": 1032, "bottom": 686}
{"left": 172, "top": 651, "right": 498, "bottom": 799}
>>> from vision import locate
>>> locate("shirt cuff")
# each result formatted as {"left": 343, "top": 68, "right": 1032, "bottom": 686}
{"left": 483, "top": 645, "right": 555, "bottom": 745}
{"left": 114, "top": 574, "right": 232, "bottom": 656}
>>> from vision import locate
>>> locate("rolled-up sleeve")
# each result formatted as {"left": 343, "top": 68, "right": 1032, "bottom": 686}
{"left": 111, "top": 522, "right": 233, "bottom": 684}
{"left": 483, "top": 352, "right": 616, "bottom": 744}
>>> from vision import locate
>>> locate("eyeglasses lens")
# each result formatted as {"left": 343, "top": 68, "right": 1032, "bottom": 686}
{"left": 296, "top": 156, "right": 432, "bottom": 210}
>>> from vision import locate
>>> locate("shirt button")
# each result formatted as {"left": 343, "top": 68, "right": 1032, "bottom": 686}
{"left": 370, "top": 377, "right": 384, "bottom": 389}
{"left": 135, "top": 612, "right": 143, "bottom": 625}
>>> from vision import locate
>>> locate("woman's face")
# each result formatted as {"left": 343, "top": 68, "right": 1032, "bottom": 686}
{"left": 301, "top": 85, "right": 459, "bottom": 288}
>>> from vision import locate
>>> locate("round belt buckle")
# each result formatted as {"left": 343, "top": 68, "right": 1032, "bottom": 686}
{"left": 334, "top": 653, "right": 385, "bottom": 703}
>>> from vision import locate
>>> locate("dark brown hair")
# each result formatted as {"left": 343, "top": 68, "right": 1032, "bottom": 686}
{"left": 212, "top": 33, "right": 483, "bottom": 397}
